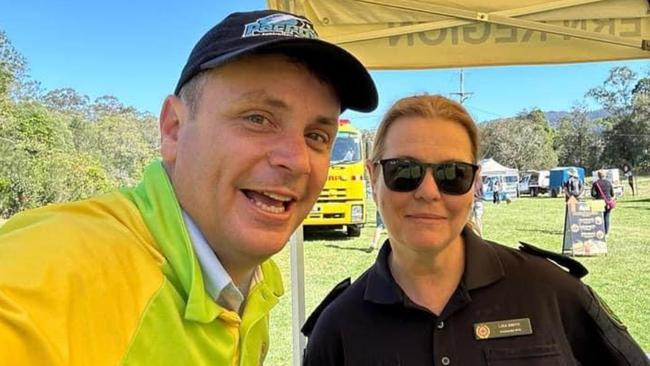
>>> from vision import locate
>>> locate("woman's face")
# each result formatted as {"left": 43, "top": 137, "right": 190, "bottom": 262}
{"left": 370, "top": 116, "right": 476, "bottom": 257}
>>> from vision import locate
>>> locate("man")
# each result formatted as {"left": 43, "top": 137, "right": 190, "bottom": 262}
{"left": 564, "top": 167, "right": 583, "bottom": 201}
{"left": 0, "top": 10, "right": 377, "bottom": 366}
{"left": 622, "top": 163, "right": 635, "bottom": 196}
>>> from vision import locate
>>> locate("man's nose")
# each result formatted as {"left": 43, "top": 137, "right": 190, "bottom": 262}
{"left": 267, "top": 131, "right": 311, "bottom": 176}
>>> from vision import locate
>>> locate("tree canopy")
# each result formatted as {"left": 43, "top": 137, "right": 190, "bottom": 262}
{"left": 0, "top": 32, "right": 159, "bottom": 217}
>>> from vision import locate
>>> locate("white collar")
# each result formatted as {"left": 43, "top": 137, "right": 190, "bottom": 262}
{"left": 182, "top": 211, "right": 252, "bottom": 313}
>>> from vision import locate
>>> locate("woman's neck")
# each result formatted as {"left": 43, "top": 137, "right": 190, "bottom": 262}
{"left": 389, "top": 236, "right": 465, "bottom": 315}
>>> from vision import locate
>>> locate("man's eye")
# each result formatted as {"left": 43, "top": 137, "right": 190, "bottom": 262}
{"left": 245, "top": 114, "right": 269, "bottom": 125}
{"left": 307, "top": 132, "right": 329, "bottom": 144}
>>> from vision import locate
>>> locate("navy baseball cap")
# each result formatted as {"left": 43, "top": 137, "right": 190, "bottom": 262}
{"left": 174, "top": 10, "right": 378, "bottom": 112}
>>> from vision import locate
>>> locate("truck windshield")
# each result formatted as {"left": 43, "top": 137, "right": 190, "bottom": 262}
{"left": 331, "top": 132, "right": 361, "bottom": 165}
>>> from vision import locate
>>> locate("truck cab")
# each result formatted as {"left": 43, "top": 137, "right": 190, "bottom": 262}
{"left": 303, "top": 120, "right": 366, "bottom": 236}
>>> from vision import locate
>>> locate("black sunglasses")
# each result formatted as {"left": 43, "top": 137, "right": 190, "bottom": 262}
{"left": 377, "top": 158, "right": 479, "bottom": 195}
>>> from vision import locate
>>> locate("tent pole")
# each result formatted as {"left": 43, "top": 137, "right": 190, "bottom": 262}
{"left": 290, "top": 225, "right": 306, "bottom": 366}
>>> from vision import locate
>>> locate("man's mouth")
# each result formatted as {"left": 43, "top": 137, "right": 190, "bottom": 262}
{"left": 242, "top": 189, "right": 294, "bottom": 214}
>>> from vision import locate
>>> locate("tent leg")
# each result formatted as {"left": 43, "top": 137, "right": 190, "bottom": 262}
{"left": 290, "top": 225, "right": 306, "bottom": 366}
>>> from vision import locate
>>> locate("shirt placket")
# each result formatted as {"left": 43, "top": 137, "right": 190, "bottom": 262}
{"left": 218, "top": 310, "right": 242, "bottom": 366}
{"left": 433, "top": 287, "right": 471, "bottom": 366}
{"left": 433, "top": 316, "right": 454, "bottom": 366}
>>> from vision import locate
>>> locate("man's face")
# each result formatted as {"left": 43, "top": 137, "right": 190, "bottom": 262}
{"left": 161, "top": 54, "right": 340, "bottom": 270}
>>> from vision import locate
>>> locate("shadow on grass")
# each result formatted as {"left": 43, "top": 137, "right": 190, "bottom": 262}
{"left": 323, "top": 244, "right": 373, "bottom": 253}
{"left": 620, "top": 197, "right": 650, "bottom": 203}
{"left": 619, "top": 206, "right": 650, "bottom": 211}
{"left": 516, "top": 228, "right": 564, "bottom": 235}
{"left": 304, "top": 229, "right": 350, "bottom": 242}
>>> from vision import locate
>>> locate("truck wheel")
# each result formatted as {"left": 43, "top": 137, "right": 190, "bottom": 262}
{"left": 347, "top": 224, "right": 361, "bottom": 237}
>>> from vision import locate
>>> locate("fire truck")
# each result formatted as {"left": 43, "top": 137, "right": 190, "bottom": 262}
{"left": 304, "top": 119, "right": 366, "bottom": 236}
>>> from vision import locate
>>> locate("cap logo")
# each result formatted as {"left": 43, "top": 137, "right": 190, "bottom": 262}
{"left": 243, "top": 14, "right": 318, "bottom": 39}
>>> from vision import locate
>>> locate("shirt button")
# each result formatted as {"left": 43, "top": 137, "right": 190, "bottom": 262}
{"left": 441, "top": 356, "right": 451, "bottom": 365}
{"left": 437, "top": 321, "right": 445, "bottom": 329}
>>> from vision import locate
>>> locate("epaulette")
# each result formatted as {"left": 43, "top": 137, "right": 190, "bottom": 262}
{"left": 301, "top": 277, "right": 351, "bottom": 337}
{"left": 518, "top": 241, "right": 588, "bottom": 279}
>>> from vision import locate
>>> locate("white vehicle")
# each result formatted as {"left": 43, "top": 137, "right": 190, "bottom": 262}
{"left": 518, "top": 170, "right": 550, "bottom": 197}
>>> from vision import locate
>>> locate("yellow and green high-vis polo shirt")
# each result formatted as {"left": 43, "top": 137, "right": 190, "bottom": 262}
{"left": 0, "top": 161, "right": 284, "bottom": 366}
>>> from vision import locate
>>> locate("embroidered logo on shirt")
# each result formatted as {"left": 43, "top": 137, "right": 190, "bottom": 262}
{"left": 475, "top": 324, "right": 491, "bottom": 339}
{"left": 474, "top": 318, "right": 533, "bottom": 340}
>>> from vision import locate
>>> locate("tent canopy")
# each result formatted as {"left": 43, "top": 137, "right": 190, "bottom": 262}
{"left": 479, "top": 158, "right": 518, "bottom": 176}
{"left": 267, "top": 0, "right": 650, "bottom": 69}
{"left": 266, "top": 2, "right": 649, "bottom": 364}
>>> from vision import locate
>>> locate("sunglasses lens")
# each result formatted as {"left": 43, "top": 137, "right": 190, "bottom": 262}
{"left": 382, "top": 159, "right": 422, "bottom": 192}
{"left": 434, "top": 163, "right": 475, "bottom": 195}
{"left": 381, "top": 159, "right": 476, "bottom": 194}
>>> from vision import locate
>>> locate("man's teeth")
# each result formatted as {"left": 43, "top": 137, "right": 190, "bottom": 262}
{"left": 254, "top": 199, "right": 286, "bottom": 213}
{"left": 262, "top": 192, "right": 292, "bottom": 202}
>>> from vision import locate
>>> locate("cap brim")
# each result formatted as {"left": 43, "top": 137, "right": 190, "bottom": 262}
{"left": 199, "top": 38, "right": 378, "bottom": 113}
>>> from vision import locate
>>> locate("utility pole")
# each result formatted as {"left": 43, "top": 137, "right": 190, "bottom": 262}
{"left": 450, "top": 69, "right": 473, "bottom": 104}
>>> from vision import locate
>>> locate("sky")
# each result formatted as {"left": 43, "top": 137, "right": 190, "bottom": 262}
{"left": 1, "top": 0, "right": 648, "bottom": 129}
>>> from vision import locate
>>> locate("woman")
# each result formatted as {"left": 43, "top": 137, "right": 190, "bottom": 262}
{"left": 591, "top": 169, "right": 615, "bottom": 234}
{"left": 302, "top": 95, "right": 648, "bottom": 366}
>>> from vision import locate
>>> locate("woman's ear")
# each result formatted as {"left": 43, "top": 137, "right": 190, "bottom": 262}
{"left": 366, "top": 159, "right": 379, "bottom": 202}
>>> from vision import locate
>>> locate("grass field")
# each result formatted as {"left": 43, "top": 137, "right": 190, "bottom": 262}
{"left": 266, "top": 177, "right": 650, "bottom": 365}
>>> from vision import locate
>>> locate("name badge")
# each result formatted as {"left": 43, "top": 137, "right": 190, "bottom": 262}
{"left": 474, "top": 318, "right": 533, "bottom": 340}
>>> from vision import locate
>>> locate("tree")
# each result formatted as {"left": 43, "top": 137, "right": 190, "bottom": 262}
{"left": 42, "top": 88, "right": 90, "bottom": 117}
{"left": 553, "top": 103, "right": 603, "bottom": 172}
{"left": 82, "top": 113, "right": 158, "bottom": 187}
{"left": 0, "top": 31, "right": 27, "bottom": 99}
{"left": 479, "top": 112, "right": 557, "bottom": 170}
{"left": 0, "top": 31, "right": 160, "bottom": 217}
{"left": 91, "top": 95, "right": 138, "bottom": 119}
{"left": 586, "top": 66, "right": 637, "bottom": 119}
{"left": 587, "top": 68, "right": 650, "bottom": 170}
{"left": 608, "top": 77, "right": 650, "bottom": 169}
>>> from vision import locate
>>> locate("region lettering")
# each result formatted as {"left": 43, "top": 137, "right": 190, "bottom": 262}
{"left": 388, "top": 19, "right": 643, "bottom": 47}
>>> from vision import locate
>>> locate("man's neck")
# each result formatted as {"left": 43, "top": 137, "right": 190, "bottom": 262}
{"left": 223, "top": 262, "right": 256, "bottom": 298}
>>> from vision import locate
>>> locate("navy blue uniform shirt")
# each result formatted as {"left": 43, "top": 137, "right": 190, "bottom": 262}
{"left": 303, "top": 228, "right": 648, "bottom": 366}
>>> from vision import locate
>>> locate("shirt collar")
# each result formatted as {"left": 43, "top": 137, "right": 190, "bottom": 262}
{"left": 182, "top": 210, "right": 254, "bottom": 314}
{"left": 364, "top": 227, "right": 505, "bottom": 304}
{"left": 462, "top": 228, "right": 505, "bottom": 290}
{"left": 123, "top": 161, "right": 282, "bottom": 323}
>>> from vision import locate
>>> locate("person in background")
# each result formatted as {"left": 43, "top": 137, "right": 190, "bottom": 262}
{"left": 301, "top": 95, "right": 648, "bottom": 366}
{"left": 491, "top": 177, "right": 501, "bottom": 204}
{"left": 622, "top": 163, "right": 635, "bottom": 196}
{"left": 368, "top": 209, "right": 386, "bottom": 251}
{"left": 591, "top": 169, "right": 615, "bottom": 234}
{"left": 564, "top": 168, "right": 582, "bottom": 201}
{"left": 471, "top": 177, "right": 484, "bottom": 236}
{"left": 0, "top": 10, "right": 377, "bottom": 366}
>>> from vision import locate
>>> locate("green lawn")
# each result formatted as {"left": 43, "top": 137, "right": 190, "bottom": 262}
{"left": 266, "top": 177, "right": 650, "bottom": 365}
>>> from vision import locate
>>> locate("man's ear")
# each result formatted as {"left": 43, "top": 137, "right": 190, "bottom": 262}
{"left": 159, "top": 95, "right": 187, "bottom": 164}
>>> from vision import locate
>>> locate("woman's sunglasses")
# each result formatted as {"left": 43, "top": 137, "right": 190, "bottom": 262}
{"left": 377, "top": 158, "right": 479, "bottom": 195}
